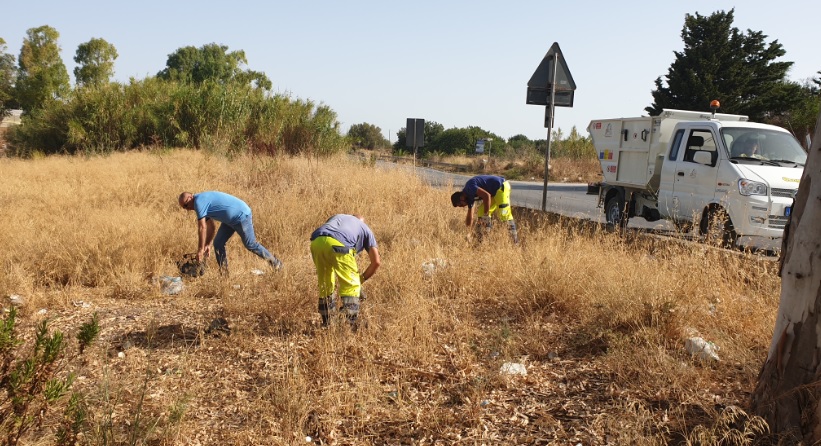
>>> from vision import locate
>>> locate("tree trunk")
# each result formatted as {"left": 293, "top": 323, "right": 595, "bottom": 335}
{"left": 752, "top": 109, "right": 821, "bottom": 442}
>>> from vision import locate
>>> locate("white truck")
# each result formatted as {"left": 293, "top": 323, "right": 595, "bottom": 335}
{"left": 588, "top": 106, "right": 806, "bottom": 246}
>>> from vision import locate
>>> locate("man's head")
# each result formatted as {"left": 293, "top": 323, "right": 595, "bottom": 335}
{"left": 739, "top": 139, "right": 760, "bottom": 157}
{"left": 178, "top": 192, "right": 195, "bottom": 211}
{"left": 451, "top": 191, "right": 467, "bottom": 207}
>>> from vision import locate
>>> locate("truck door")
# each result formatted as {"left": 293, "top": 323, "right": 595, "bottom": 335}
{"left": 670, "top": 129, "right": 719, "bottom": 222}
{"left": 659, "top": 129, "right": 685, "bottom": 218}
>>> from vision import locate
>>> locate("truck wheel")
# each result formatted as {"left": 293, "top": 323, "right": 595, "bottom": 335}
{"left": 700, "top": 207, "right": 738, "bottom": 248}
{"left": 604, "top": 195, "right": 628, "bottom": 232}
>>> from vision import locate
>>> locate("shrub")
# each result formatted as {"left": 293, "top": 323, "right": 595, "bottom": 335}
{"left": 6, "top": 79, "right": 348, "bottom": 158}
{"left": 0, "top": 308, "right": 99, "bottom": 444}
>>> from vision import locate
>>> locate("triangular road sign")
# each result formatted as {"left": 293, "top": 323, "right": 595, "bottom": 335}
{"left": 527, "top": 42, "right": 576, "bottom": 91}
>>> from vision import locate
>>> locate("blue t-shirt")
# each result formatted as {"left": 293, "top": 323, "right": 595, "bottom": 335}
{"left": 310, "top": 214, "right": 378, "bottom": 254}
{"left": 193, "top": 191, "right": 252, "bottom": 226}
{"left": 462, "top": 175, "right": 504, "bottom": 207}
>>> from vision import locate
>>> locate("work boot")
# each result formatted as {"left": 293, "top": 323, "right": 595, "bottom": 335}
{"left": 341, "top": 295, "right": 361, "bottom": 330}
{"left": 318, "top": 296, "right": 337, "bottom": 327}
{"left": 508, "top": 220, "right": 519, "bottom": 245}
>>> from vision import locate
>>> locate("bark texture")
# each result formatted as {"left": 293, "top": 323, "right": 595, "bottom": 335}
{"left": 752, "top": 110, "right": 821, "bottom": 442}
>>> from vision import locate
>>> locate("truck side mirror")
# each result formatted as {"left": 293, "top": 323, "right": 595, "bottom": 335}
{"left": 692, "top": 151, "right": 713, "bottom": 166}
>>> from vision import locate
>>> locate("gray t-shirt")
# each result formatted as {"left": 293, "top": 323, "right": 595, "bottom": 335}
{"left": 310, "top": 214, "right": 377, "bottom": 254}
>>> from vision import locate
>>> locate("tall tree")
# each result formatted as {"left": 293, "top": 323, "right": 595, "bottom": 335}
{"left": 646, "top": 9, "right": 800, "bottom": 122}
{"left": 14, "top": 25, "right": 70, "bottom": 113}
{"left": 73, "top": 37, "right": 118, "bottom": 87}
{"left": 347, "top": 122, "right": 388, "bottom": 149}
{"left": 768, "top": 72, "right": 820, "bottom": 149}
{"left": 0, "top": 37, "right": 17, "bottom": 115}
{"left": 752, "top": 110, "right": 821, "bottom": 442}
{"left": 158, "top": 43, "right": 271, "bottom": 89}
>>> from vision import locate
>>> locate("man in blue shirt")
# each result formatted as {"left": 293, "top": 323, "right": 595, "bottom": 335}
{"left": 178, "top": 191, "right": 283, "bottom": 273}
{"left": 310, "top": 214, "right": 381, "bottom": 328}
{"left": 451, "top": 175, "right": 518, "bottom": 243}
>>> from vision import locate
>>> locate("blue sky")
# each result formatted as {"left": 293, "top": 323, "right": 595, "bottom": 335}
{"left": 2, "top": 1, "right": 818, "bottom": 142}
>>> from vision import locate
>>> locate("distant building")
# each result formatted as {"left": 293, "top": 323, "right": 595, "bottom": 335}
{"left": 0, "top": 109, "right": 22, "bottom": 155}
{"left": 0, "top": 109, "right": 22, "bottom": 127}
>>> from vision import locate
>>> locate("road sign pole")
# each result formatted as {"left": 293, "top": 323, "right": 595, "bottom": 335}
{"left": 540, "top": 52, "right": 559, "bottom": 212}
{"left": 412, "top": 122, "right": 417, "bottom": 168}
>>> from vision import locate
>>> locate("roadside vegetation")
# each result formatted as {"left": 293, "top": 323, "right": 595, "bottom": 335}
{"left": 377, "top": 126, "right": 602, "bottom": 183}
{"left": 0, "top": 150, "right": 780, "bottom": 444}
{"left": 0, "top": 7, "right": 818, "bottom": 444}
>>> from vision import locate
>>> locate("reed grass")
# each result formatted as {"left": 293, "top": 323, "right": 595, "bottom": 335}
{"left": 0, "top": 150, "right": 780, "bottom": 444}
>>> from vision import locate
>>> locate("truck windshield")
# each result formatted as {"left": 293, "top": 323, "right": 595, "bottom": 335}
{"left": 722, "top": 128, "right": 807, "bottom": 165}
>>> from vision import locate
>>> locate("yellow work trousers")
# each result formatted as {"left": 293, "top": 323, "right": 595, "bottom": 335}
{"left": 476, "top": 181, "right": 513, "bottom": 222}
{"left": 310, "top": 236, "right": 361, "bottom": 298}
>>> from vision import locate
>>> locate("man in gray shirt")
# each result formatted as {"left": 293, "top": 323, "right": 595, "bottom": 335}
{"left": 310, "top": 214, "right": 381, "bottom": 328}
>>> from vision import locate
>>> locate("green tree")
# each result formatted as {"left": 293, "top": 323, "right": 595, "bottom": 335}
{"left": 646, "top": 9, "right": 800, "bottom": 122}
{"left": 73, "top": 38, "right": 118, "bottom": 87}
{"left": 426, "top": 126, "right": 502, "bottom": 155}
{"left": 14, "top": 25, "right": 70, "bottom": 113}
{"left": 768, "top": 72, "right": 819, "bottom": 149}
{"left": 507, "top": 134, "right": 532, "bottom": 150}
{"left": 157, "top": 43, "right": 271, "bottom": 89}
{"left": 0, "top": 37, "right": 17, "bottom": 115}
{"left": 428, "top": 127, "right": 471, "bottom": 155}
{"left": 347, "top": 122, "right": 388, "bottom": 149}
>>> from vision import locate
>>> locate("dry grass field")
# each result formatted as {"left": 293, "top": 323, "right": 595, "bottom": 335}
{"left": 0, "top": 150, "right": 780, "bottom": 445}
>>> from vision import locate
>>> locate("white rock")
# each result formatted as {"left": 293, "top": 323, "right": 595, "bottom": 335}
{"left": 117, "top": 352, "right": 125, "bottom": 359}
{"left": 159, "top": 276, "right": 184, "bottom": 295}
{"left": 8, "top": 294, "right": 24, "bottom": 307}
{"left": 685, "top": 337, "right": 720, "bottom": 361}
{"left": 500, "top": 362, "right": 527, "bottom": 376}
{"left": 422, "top": 258, "right": 448, "bottom": 277}
{"left": 251, "top": 269, "right": 265, "bottom": 276}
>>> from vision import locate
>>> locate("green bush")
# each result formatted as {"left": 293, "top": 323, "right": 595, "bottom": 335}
{"left": 7, "top": 78, "right": 348, "bottom": 158}
{"left": 0, "top": 308, "right": 99, "bottom": 445}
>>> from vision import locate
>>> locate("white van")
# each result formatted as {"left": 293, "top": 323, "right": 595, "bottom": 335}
{"left": 589, "top": 108, "right": 806, "bottom": 246}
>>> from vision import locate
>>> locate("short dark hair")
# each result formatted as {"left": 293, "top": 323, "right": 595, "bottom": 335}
{"left": 451, "top": 191, "right": 463, "bottom": 207}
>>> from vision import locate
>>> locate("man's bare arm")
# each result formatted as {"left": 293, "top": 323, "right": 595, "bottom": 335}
{"left": 197, "top": 218, "right": 211, "bottom": 261}
{"left": 361, "top": 247, "right": 382, "bottom": 282}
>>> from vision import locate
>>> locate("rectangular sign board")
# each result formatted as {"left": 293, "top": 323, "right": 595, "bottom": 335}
{"left": 475, "top": 140, "right": 485, "bottom": 154}
{"left": 405, "top": 118, "right": 425, "bottom": 148}
{"left": 526, "top": 89, "right": 574, "bottom": 107}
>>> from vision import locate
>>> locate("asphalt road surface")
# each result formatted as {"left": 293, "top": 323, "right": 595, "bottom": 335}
{"left": 381, "top": 161, "right": 781, "bottom": 254}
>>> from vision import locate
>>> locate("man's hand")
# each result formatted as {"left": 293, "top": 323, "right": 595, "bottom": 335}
{"left": 203, "top": 245, "right": 211, "bottom": 259}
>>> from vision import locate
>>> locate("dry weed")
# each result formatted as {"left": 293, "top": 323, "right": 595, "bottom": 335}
{"left": 0, "top": 150, "right": 780, "bottom": 444}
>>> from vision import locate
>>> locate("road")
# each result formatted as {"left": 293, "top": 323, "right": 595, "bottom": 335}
{"left": 383, "top": 161, "right": 781, "bottom": 254}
